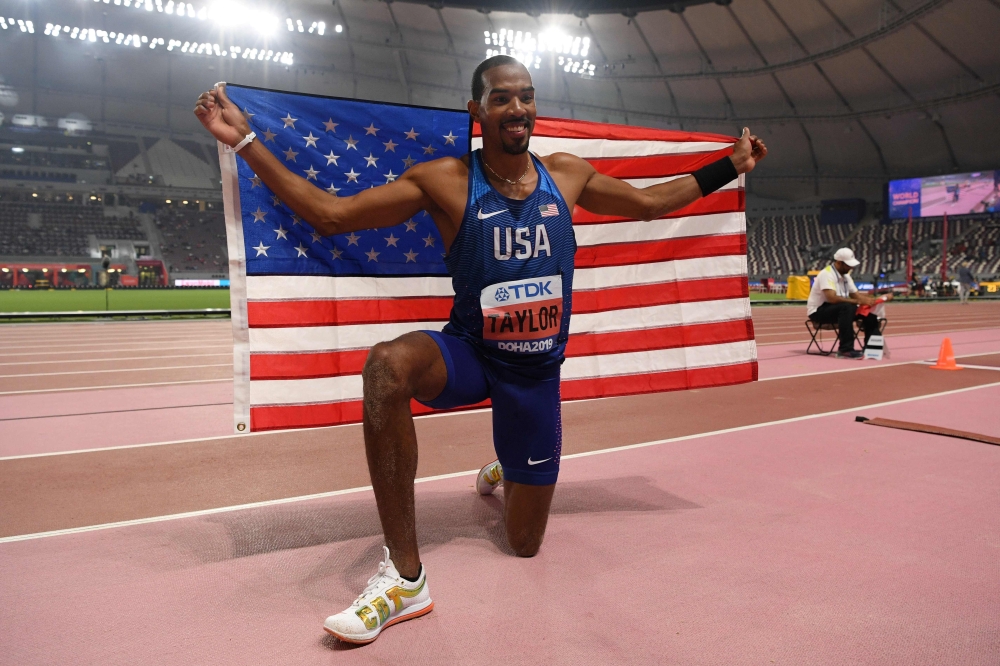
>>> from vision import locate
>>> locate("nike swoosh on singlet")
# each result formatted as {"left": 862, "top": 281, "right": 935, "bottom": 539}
{"left": 527, "top": 457, "right": 552, "bottom": 466}
{"left": 477, "top": 208, "right": 508, "bottom": 220}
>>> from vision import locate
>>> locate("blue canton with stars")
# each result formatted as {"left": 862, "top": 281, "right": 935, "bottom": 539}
{"left": 224, "top": 84, "right": 470, "bottom": 277}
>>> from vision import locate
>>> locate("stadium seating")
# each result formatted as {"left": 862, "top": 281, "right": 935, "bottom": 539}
{"left": 746, "top": 215, "right": 853, "bottom": 277}
{"left": 0, "top": 202, "right": 144, "bottom": 257}
{"left": 155, "top": 208, "right": 227, "bottom": 274}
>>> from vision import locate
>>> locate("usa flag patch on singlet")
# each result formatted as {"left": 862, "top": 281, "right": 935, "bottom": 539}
{"left": 539, "top": 203, "right": 559, "bottom": 217}
{"left": 480, "top": 275, "right": 563, "bottom": 354}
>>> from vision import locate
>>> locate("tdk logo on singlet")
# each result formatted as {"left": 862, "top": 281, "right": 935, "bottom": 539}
{"left": 493, "top": 224, "right": 551, "bottom": 261}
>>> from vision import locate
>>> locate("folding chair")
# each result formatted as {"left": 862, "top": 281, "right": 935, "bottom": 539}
{"left": 806, "top": 317, "right": 888, "bottom": 356}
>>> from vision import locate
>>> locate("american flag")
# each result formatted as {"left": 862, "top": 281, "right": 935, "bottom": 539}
{"left": 539, "top": 203, "right": 559, "bottom": 217}
{"left": 220, "top": 84, "right": 756, "bottom": 433}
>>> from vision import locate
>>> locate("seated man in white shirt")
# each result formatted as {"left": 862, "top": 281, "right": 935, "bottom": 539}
{"left": 806, "top": 248, "right": 880, "bottom": 359}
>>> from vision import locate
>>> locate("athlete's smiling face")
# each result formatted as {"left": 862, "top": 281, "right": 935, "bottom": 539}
{"left": 470, "top": 63, "right": 536, "bottom": 155}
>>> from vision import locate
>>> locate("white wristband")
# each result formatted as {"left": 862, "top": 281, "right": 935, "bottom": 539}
{"left": 233, "top": 131, "right": 256, "bottom": 153}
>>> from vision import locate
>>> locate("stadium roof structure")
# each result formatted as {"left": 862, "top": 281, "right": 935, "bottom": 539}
{"left": 0, "top": 0, "right": 997, "bottom": 201}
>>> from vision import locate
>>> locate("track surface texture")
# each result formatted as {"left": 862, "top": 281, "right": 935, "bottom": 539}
{"left": 2, "top": 301, "right": 999, "bottom": 665}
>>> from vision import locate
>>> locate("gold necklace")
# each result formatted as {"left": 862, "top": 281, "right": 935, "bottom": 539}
{"left": 481, "top": 155, "right": 531, "bottom": 186}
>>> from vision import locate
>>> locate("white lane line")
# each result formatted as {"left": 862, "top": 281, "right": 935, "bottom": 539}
{"left": 0, "top": 364, "right": 232, "bottom": 378}
{"left": 0, "top": 345, "right": 233, "bottom": 358}
{"left": 2, "top": 380, "right": 998, "bottom": 544}
{"left": 0, "top": 378, "right": 231, "bottom": 396}
{"left": 0, "top": 353, "right": 233, "bottom": 367}
{"left": 0, "top": 340, "right": 234, "bottom": 351}
{"left": 914, "top": 361, "right": 1000, "bottom": 371}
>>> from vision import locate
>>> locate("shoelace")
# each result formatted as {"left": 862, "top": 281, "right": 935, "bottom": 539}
{"left": 351, "top": 547, "right": 395, "bottom": 607}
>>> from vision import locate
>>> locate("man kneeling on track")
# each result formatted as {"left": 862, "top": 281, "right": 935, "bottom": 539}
{"left": 194, "top": 54, "right": 768, "bottom": 644}
{"left": 807, "top": 247, "right": 884, "bottom": 359}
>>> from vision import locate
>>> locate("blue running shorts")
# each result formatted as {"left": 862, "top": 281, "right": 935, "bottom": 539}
{"left": 417, "top": 330, "right": 562, "bottom": 486}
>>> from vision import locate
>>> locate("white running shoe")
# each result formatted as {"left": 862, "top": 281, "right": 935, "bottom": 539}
{"left": 476, "top": 460, "right": 503, "bottom": 495}
{"left": 323, "top": 546, "right": 433, "bottom": 644}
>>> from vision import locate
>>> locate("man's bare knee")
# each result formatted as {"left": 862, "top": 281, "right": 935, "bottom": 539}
{"left": 362, "top": 342, "right": 415, "bottom": 429}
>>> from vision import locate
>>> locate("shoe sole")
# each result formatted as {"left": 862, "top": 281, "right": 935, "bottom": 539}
{"left": 323, "top": 601, "right": 434, "bottom": 645}
{"left": 477, "top": 461, "right": 501, "bottom": 495}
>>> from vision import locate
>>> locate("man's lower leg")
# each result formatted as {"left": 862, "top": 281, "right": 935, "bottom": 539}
{"left": 362, "top": 352, "right": 422, "bottom": 579}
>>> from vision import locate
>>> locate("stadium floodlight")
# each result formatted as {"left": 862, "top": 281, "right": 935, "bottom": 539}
{"left": 208, "top": 1, "right": 278, "bottom": 35}
{"left": 11, "top": 146, "right": 24, "bottom": 153}
{"left": 484, "top": 26, "right": 593, "bottom": 76}
{"left": 335, "top": 24, "right": 342, "bottom": 33}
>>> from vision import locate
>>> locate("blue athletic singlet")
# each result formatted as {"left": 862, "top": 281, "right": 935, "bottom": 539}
{"left": 442, "top": 149, "right": 577, "bottom": 370}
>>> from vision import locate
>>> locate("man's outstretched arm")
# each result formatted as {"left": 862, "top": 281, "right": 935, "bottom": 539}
{"left": 194, "top": 84, "right": 430, "bottom": 236}
{"left": 573, "top": 127, "right": 768, "bottom": 221}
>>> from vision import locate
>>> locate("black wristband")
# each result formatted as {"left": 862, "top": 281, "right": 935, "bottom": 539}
{"left": 692, "top": 156, "right": 738, "bottom": 196}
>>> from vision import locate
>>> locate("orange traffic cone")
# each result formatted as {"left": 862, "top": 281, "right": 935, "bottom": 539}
{"left": 930, "top": 337, "right": 962, "bottom": 370}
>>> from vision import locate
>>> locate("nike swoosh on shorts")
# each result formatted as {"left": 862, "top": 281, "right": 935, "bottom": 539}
{"left": 527, "top": 457, "right": 552, "bottom": 466}
{"left": 477, "top": 208, "right": 507, "bottom": 220}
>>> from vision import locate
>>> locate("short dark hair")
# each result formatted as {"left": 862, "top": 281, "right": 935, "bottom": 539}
{"left": 471, "top": 55, "right": 522, "bottom": 101}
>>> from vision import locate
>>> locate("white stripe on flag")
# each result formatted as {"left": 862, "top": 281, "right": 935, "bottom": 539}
{"left": 569, "top": 298, "right": 750, "bottom": 335}
{"left": 562, "top": 340, "right": 756, "bottom": 381}
{"left": 250, "top": 374, "right": 363, "bottom": 407}
{"left": 573, "top": 255, "right": 747, "bottom": 290}
{"left": 247, "top": 275, "right": 455, "bottom": 301}
{"left": 249, "top": 321, "right": 445, "bottom": 353}
{"left": 574, "top": 213, "right": 744, "bottom": 247}
{"left": 470, "top": 136, "right": 731, "bottom": 157}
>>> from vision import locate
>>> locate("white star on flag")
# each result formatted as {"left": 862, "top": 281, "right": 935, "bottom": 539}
{"left": 383, "top": 139, "right": 398, "bottom": 152}
{"left": 403, "top": 249, "right": 419, "bottom": 262}
{"left": 249, "top": 174, "right": 262, "bottom": 188}
{"left": 303, "top": 132, "right": 319, "bottom": 148}
{"left": 271, "top": 194, "right": 281, "bottom": 206}
{"left": 364, "top": 153, "right": 379, "bottom": 167}
{"left": 402, "top": 155, "right": 416, "bottom": 169}
{"left": 325, "top": 151, "right": 340, "bottom": 166}
{"left": 384, "top": 170, "right": 398, "bottom": 183}
{"left": 281, "top": 113, "right": 297, "bottom": 128}
{"left": 262, "top": 128, "right": 276, "bottom": 142}
{"left": 365, "top": 248, "right": 380, "bottom": 261}
{"left": 345, "top": 168, "right": 360, "bottom": 183}
{"left": 291, "top": 214, "right": 303, "bottom": 226}
{"left": 422, "top": 234, "right": 436, "bottom": 247}
{"left": 423, "top": 145, "right": 436, "bottom": 155}
{"left": 404, "top": 220, "right": 418, "bottom": 232}
{"left": 295, "top": 243, "right": 309, "bottom": 257}
{"left": 326, "top": 183, "right": 340, "bottom": 195}
{"left": 442, "top": 131, "right": 457, "bottom": 145}
{"left": 251, "top": 207, "right": 267, "bottom": 222}
{"left": 310, "top": 231, "right": 323, "bottom": 243}
{"left": 344, "top": 135, "right": 359, "bottom": 150}
{"left": 345, "top": 232, "right": 360, "bottom": 246}
{"left": 283, "top": 147, "right": 298, "bottom": 161}
{"left": 275, "top": 225, "right": 289, "bottom": 240}
{"left": 253, "top": 241, "right": 270, "bottom": 256}
{"left": 364, "top": 123, "right": 379, "bottom": 135}
{"left": 385, "top": 233, "right": 399, "bottom": 247}
{"left": 304, "top": 165, "right": 319, "bottom": 180}
{"left": 243, "top": 107, "right": 255, "bottom": 121}
{"left": 323, "top": 118, "right": 338, "bottom": 132}
{"left": 404, "top": 127, "right": 419, "bottom": 140}
{"left": 330, "top": 247, "right": 343, "bottom": 259}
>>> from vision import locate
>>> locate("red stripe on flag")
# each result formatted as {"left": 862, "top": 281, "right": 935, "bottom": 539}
{"left": 573, "top": 190, "right": 744, "bottom": 225}
{"left": 586, "top": 150, "right": 733, "bottom": 179}
{"left": 560, "top": 361, "right": 758, "bottom": 401}
{"left": 247, "top": 296, "right": 453, "bottom": 328}
{"left": 575, "top": 233, "right": 746, "bottom": 269}
{"left": 573, "top": 276, "right": 748, "bottom": 314}
{"left": 565, "top": 319, "right": 754, "bottom": 357}
{"left": 472, "top": 117, "right": 737, "bottom": 144}
{"left": 250, "top": 398, "right": 492, "bottom": 431}
{"left": 251, "top": 348, "right": 370, "bottom": 380}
